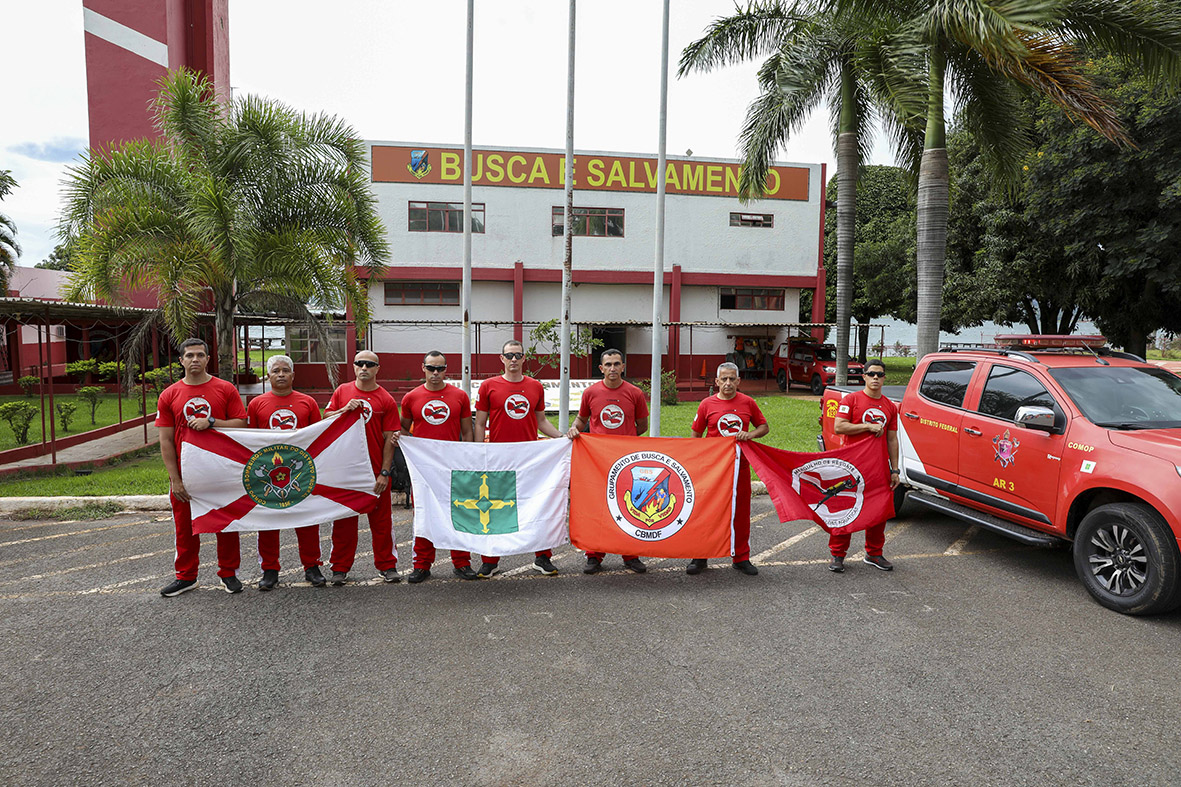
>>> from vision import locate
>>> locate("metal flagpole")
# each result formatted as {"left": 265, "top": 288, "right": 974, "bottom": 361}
{"left": 558, "top": 0, "right": 576, "bottom": 432}
{"left": 461, "top": 0, "right": 475, "bottom": 395}
{"left": 649, "top": 0, "right": 670, "bottom": 436}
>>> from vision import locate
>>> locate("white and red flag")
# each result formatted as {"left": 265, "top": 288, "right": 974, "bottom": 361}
{"left": 181, "top": 411, "right": 377, "bottom": 534}
{"left": 741, "top": 439, "right": 894, "bottom": 535}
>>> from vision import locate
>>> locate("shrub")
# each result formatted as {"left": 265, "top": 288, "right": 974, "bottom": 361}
{"left": 97, "top": 360, "right": 138, "bottom": 382}
{"left": 635, "top": 369, "right": 679, "bottom": 406}
{"left": 56, "top": 401, "right": 78, "bottom": 433}
{"left": 0, "top": 401, "right": 39, "bottom": 445}
{"left": 891, "top": 340, "right": 913, "bottom": 358}
{"left": 76, "top": 386, "right": 104, "bottom": 424}
{"left": 142, "top": 364, "right": 183, "bottom": 394}
{"left": 65, "top": 359, "right": 98, "bottom": 384}
{"left": 18, "top": 375, "right": 38, "bottom": 397}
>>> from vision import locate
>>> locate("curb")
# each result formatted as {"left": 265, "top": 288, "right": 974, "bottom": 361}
{"left": 0, "top": 495, "right": 170, "bottom": 514}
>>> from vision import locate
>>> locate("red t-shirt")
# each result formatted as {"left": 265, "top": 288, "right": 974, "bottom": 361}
{"left": 579, "top": 380, "right": 649, "bottom": 435}
{"left": 474, "top": 375, "right": 545, "bottom": 442}
{"left": 835, "top": 390, "right": 898, "bottom": 447}
{"left": 691, "top": 392, "right": 767, "bottom": 438}
{"left": 327, "top": 382, "right": 400, "bottom": 470}
{"left": 247, "top": 390, "right": 322, "bottom": 431}
{"left": 401, "top": 383, "right": 471, "bottom": 441}
{"left": 156, "top": 377, "right": 247, "bottom": 451}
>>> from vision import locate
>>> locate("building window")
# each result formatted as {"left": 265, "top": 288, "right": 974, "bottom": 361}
{"left": 552, "top": 206, "right": 624, "bottom": 237}
{"left": 286, "top": 326, "right": 347, "bottom": 364}
{"left": 384, "top": 281, "right": 461, "bottom": 306}
{"left": 408, "top": 201, "right": 485, "bottom": 233}
{"left": 720, "top": 287, "right": 785, "bottom": 311}
{"left": 729, "top": 212, "right": 774, "bottom": 228}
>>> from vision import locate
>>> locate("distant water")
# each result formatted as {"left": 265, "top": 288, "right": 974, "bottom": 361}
{"left": 829, "top": 317, "right": 1100, "bottom": 353}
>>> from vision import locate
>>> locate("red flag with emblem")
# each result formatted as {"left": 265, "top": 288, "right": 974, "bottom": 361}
{"left": 741, "top": 439, "right": 893, "bottom": 535}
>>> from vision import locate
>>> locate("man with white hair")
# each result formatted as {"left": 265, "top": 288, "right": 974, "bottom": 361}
{"left": 245, "top": 354, "right": 328, "bottom": 589}
{"left": 686, "top": 361, "right": 769, "bottom": 576}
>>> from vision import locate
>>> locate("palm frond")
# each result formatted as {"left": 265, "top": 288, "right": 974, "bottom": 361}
{"left": 678, "top": 1, "right": 805, "bottom": 76}
{"left": 1053, "top": 0, "right": 1181, "bottom": 85}
{"left": 235, "top": 290, "right": 344, "bottom": 387}
{"left": 946, "top": 45, "right": 1033, "bottom": 188}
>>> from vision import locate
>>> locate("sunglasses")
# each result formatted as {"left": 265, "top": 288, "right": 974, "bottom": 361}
{"left": 353, "top": 360, "right": 378, "bottom": 368}
{"left": 502, "top": 352, "right": 525, "bottom": 360}
{"left": 864, "top": 371, "right": 886, "bottom": 378}
{"left": 424, "top": 364, "right": 447, "bottom": 372}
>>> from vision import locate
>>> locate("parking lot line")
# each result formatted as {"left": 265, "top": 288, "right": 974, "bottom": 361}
{"left": 751, "top": 525, "right": 821, "bottom": 562}
{"left": 944, "top": 525, "right": 979, "bottom": 556}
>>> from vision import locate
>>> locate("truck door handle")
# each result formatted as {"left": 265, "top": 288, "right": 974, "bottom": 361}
{"left": 964, "top": 427, "right": 982, "bottom": 436}
{"left": 904, "top": 412, "right": 919, "bottom": 420}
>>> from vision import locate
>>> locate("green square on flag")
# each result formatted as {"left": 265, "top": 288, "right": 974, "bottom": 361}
{"left": 451, "top": 470, "right": 519, "bottom": 535}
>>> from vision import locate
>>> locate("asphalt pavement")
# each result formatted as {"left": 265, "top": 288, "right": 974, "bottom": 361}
{"left": 2, "top": 501, "right": 1179, "bottom": 786}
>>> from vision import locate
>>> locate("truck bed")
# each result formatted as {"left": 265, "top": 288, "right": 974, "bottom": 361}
{"left": 826, "top": 384, "right": 906, "bottom": 403}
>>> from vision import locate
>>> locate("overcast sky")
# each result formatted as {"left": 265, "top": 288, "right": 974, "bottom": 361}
{"left": 1, "top": 0, "right": 895, "bottom": 266}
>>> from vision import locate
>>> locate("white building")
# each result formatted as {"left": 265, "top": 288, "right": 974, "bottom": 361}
{"left": 358, "top": 142, "right": 827, "bottom": 382}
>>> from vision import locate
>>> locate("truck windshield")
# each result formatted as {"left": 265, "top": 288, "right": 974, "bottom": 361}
{"left": 814, "top": 347, "right": 835, "bottom": 361}
{"left": 1049, "top": 366, "right": 1181, "bottom": 429}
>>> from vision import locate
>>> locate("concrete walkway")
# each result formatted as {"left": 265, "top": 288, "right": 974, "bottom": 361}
{"left": 1, "top": 421, "right": 158, "bottom": 470}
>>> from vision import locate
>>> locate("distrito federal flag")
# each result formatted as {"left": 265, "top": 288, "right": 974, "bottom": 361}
{"left": 741, "top": 439, "right": 894, "bottom": 535}
{"left": 400, "top": 436, "right": 573, "bottom": 556}
{"left": 182, "top": 411, "right": 377, "bottom": 533}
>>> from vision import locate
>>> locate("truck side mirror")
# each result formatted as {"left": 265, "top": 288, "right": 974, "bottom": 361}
{"left": 1015, "top": 406, "right": 1056, "bottom": 431}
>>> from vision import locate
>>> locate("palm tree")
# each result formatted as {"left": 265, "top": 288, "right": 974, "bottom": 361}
{"left": 0, "top": 170, "right": 20, "bottom": 291}
{"left": 679, "top": 2, "right": 924, "bottom": 384}
{"left": 829, "top": 0, "right": 1181, "bottom": 358}
{"left": 59, "top": 69, "right": 389, "bottom": 380}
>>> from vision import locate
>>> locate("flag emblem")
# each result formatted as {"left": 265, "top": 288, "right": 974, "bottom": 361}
{"left": 269, "top": 409, "right": 298, "bottom": 430}
{"left": 791, "top": 456, "right": 864, "bottom": 529}
{"left": 504, "top": 394, "right": 531, "bottom": 420}
{"left": 423, "top": 399, "right": 450, "bottom": 425}
{"left": 183, "top": 397, "right": 212, "bottom": 420}
{"left": 451, "top": 470, "right": 519, "bottom": 534}
{"left": 606, "top": 451, "right": 694, "bottom": 541}
{"left": 243, "top": 443, "right": 317, "bottom": 509}
{"left": 407, "top": 149, "right": 432, "bottom": 179}
{"left": 718, "top": 413, "right": 744, "bottom": 436}
{"left": 600, "top": 404, "right": 625, "bottom": 429}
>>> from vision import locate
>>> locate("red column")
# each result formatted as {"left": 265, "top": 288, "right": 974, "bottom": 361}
{"left": 669, "top": 265, "right": 682, "bottom": 377}
{"left": 513, "top": 261, "right": 524, "bottom": 343}
{"left": 811, "top": 162, "right": 828, "bottom": 341}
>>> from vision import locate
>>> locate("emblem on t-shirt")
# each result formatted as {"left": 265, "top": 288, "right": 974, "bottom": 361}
{"left": 269, "top": 409, "right": 298, "bottom": 430}
{"left": 863, "top": 408, "right": 888, "bottom": 425}
{"left": 423, "top": 399, "right": 450, "bottom": 425}
{"left": 504, "top": 394, "right": 531, "bottom": 420}
{"left": 606, "top": 451, "right": 694, "bottom": 541}
{"left": 354, "top": 398, "right": 374, "bottom": 423}
{"left": 600, "top": 404, "right": 625, "bottom": 430}
{"left": 183, "top": 397, "right": 212, "bottom": 420}
{"left": 717, "top": 413, "right": 744, "bottom": 437}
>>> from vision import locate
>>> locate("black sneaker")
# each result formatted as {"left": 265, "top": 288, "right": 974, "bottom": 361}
{"left": 407, "top": 568, "right": 430, "bottom": 583}
{"left": 160, "top": 578, "right": 197, "bottom": 597}
{"left": 330, "top": 571, "right": 348, "bottom": 586}
{"left": 583, "top": 557, "right": 603, "bottom": 574}
{"left": 623, "top": 558, "right": 647, "bottom": 574}
{"left": 453, "top": 565, "right": 479, "bottom": 580}
{"left": 828, "top": 556, "right": 845, "bottom": 573}
{"left": 221, "top": 575, "right": 244, "bottom": 594}
{"left": 258, "top": 569, "right": 279, "bottom": 591}
{"left": 864, "top": 555, "right": 894, "bottom": 571}
{"left": 305, "top": 566, "right": 327, "bottom": 587}
{"left": 732, "top": 559, "right": 759, "bottom": 576}
{"left": 686, "top": 559, "right": 708, "bottom": 575}
{"left": 533, "top": 556, "right": 559, "bottom": 576}
{"left": 381, "top": 569, "right": 401, "bottom": 583}
{"left": 476, "top": 562, "right": 499, "bottom": 578}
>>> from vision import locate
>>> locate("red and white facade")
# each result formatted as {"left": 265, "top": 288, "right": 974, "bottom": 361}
{"left": 363, "top": 142, "right": 827, "bottom": 382}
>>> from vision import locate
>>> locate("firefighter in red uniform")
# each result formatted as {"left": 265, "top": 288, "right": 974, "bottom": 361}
{"left": 566, "top": 348, "right": 650, "bottom": 574}
{"left": 473, "top": 339, "right": 566, "bottom": 577}
{"left": 830, "top": 358, "right": 899, "bottom": 572}
{"left": 687, "top": 361, "right": 769, "bottom": 576}
{"left": 398, "top": 351, "right": 479, "bottom": 583}
{"left": 323, "top": 350, "right": 401, "bottom": 585}
{"left": 157, "top": 338, "right": 248, "bottom": 597}
{"left": 246, "top": 354, "right": 328, "bottom": 590}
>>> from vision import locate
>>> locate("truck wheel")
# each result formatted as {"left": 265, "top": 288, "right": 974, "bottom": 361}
{"left": 776, "top": 369, "right": 787, "bottom": 391}
{"left": 1073, "top": 503, "right": 1181, "bottom": 615}
{"left": 810, "top": 375, "right": 824, "bottom": 396}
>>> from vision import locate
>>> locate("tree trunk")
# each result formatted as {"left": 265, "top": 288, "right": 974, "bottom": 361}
{"left": 915, "top": 51, "right": 948, "bottom": 360}
{"left": 857, "top": 323, "right": 870, "bottom": 362}
{"left": 834, "top": 65, "right": 857, "bottom": 387}
{"left": 215, "top": 293, "right": 236, "bottom": 381}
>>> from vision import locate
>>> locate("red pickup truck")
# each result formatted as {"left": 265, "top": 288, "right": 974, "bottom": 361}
{"left": 774, "top": 339, "right": 865, "bottom": 395}
{"left": 820, "top": 336, "right": 1181, "bottom": 615}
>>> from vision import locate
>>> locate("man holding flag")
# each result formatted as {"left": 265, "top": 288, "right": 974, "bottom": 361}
{"left": 398, "top": 351, "right": 479, "bottom": 583}
{"left": 828, "top": 358, "right": 899, "bottom": 573}
{"left": 323, "top": 350, "right": 401, "bottom": 585}
{"left": 566, "top": 348, "right": 650, "bottom": 574}
{"left": 473, "top": 339, "right": 565, "bottom": 577}
{"left": 686, "top": 362, "right": 768, "bottom": 576}
{"left": 246, "top": 355, "right": 328, "bottom": 590}
{"left": 157, "top": 338, "right": 248, "bottom": 597}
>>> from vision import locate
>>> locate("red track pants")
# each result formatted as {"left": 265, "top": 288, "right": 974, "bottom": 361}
{"left": 258, "top": 525, "right": 322, "bottom": 571}
{"left": 412, "top": 537, "right": 471, "bottom": 570}
{"left": 171, "top": 493, "right": 240, "bottom": 580}
{"left": 829, "top": 521, "right": 886, "bottom": 558}
{"left": 585, "top": 551, "right": 640, "bottom": 562}
{"left": 329, "top": 487, "right": 398, "bottom": 573}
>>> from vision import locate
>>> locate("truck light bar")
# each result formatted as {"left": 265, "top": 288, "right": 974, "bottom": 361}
{"left": 993, "top": 335, "right": 1107, "bottom": 349}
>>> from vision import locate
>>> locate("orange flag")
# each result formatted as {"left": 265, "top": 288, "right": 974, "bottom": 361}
{"left": 570, "top": 435, "right": 738, "bottom": 559}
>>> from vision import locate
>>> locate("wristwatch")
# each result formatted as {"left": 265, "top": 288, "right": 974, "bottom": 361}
{"left": 889, "top": 467, "right": 899, "bottom": 475}
{"left": 207, "top": 416, "right": 216, "bottom": 427}
{"left": 380, "top": 468, "right": 391, "bottom": 477}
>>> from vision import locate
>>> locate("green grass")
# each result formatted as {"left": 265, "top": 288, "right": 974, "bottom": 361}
{"left": 0, "top": 446, "right": 169, "bottom": 497}
{"left": 880, "top": 356, "right": 917, "bottom": 387}
{"left": 0, "top": 392, "right": 157, "bottom": 451}
{"left": 5, "top": 501, "right": 126, "bottom": 520}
